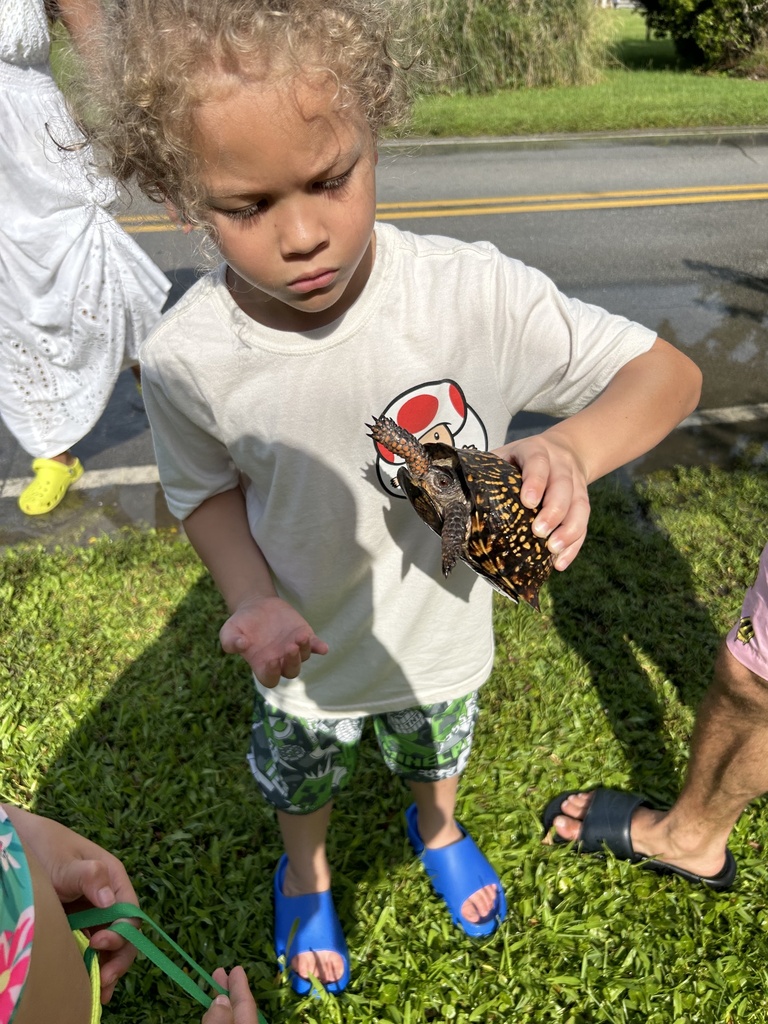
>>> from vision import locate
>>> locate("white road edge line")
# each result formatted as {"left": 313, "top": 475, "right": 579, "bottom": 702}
{"left": 0, "top": 465, "right": 160, "bottom": 499}
{"left": 2, "top": 402, "right": 768, "bottom": 499}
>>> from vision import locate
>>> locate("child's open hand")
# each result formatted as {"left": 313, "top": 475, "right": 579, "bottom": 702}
{"left": 220, "top": 595, "right": 329, "bottom": 688}
{"left": 494, "top": 431, "right": 590, "bottom": 572}
{"left": 203, "top": 967, "right": 259, "bottom": 1024}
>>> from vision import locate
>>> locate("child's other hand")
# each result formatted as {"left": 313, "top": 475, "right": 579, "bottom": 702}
{"left": 494, "top": 432, "right": 589, "bottom": 572}
{"left": 203, "top": 967, "right": 259, "bottom": 1024}
{"left": 220, "top": 595, "right": 329, "bottom": 688}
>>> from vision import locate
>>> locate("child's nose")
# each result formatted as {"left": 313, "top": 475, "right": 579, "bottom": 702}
{"left": 277, "top": 200, "right": 328, "bottom": 256}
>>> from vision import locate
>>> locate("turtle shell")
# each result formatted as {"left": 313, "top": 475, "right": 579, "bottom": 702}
{"left": 370, "top": 415, "right": 553, "bottom": 609}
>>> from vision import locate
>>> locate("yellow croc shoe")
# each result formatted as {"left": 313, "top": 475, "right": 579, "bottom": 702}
{"left": 18, "top": 457, "right": 84, "bottom": 515}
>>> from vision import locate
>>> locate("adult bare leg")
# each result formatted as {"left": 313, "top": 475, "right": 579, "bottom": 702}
{"left": 548, "top": 643, "right": 768, "bottom": 878}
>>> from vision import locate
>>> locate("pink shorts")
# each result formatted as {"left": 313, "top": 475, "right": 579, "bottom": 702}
{"left": 726, "top": 543, "right": 768, "bottom": 679}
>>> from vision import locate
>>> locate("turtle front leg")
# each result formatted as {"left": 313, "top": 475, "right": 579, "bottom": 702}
{"left": 441, "top": 500, "right": 468, "bottom": 576}
{"left": 368, "top": 416, "right": 431, "bottom": 477}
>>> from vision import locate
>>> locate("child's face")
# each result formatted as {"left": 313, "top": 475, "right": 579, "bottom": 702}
{"left": 194, "top": 73, "right": 378, "bottom": 331}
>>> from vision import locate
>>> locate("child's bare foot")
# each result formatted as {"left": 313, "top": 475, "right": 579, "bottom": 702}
{"left": 277, "top": 858, "right": 347, "bottom": 989}
{"left": 425, "top": 821, "right": 499, "bottom": 923}
{"left": 405, "top": 804, "right": 506, "bottom": 935}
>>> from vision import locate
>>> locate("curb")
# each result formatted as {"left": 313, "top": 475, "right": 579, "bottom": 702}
{"left": 380, "top": 125, "right": 768, "bottom": 154}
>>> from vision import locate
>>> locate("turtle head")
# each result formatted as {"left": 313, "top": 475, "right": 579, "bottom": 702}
{"left": 397, "top": 457, "right": 469, "bottom": 566}
{"left": 369, "top": 415, "right": 470, "bottom": 565}
{"left": 398, "top": 454, "right": 465, "bottom": 510}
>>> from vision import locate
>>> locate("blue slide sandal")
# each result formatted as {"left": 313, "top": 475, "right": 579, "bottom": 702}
{"left": 405, "top": 803, "right": 506, "bottom": 938}
{"left": 273, "top": 854, "right": 350, "bottom": 995}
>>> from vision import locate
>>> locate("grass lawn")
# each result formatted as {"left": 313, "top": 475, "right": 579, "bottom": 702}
{"left": 4, "top": 459, "right": 768, "bottom": 1023}
{"left": 411, "top": 69, "right": 768, "bottom": 137}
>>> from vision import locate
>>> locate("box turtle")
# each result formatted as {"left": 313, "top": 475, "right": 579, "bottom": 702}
{"left": 369, "top": 415, "right": 553, "bottom": 609}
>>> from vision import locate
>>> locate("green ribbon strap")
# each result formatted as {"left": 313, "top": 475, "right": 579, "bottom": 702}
{"left": 67, "top": 901, "right": 268, "bottom": 1024}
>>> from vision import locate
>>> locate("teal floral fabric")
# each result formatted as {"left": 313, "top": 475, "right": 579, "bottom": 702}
{"left": 0, "top": 808, "right": 34, "bottom": 1024}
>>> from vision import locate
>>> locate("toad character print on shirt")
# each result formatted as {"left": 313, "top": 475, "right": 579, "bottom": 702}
{"left": 372, "top": 380, "right": 488, "bottom": 497}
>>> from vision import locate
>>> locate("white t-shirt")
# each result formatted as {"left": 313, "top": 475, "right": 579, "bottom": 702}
{"left": 141, "top": 222, "right": 656, "bottom": 718}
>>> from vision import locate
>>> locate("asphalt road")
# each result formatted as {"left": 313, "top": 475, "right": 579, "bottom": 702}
{"left": 3, "top": 128, "right": 768, "bottom": 547}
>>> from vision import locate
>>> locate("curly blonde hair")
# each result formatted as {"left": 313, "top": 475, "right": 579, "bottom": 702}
{"left": 90, "top": 0, "right": 413, "bottom": 222}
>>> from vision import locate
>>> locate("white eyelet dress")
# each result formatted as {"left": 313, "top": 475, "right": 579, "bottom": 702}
{"left": 0, "top": 0, "right": 170, "bottom": 459}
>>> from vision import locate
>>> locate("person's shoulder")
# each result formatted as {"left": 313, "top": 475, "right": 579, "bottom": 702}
{"left": 140, "top": 267, "right": 224, "bottom": 355}
{"left": 379, "top": 221, "right": 500, "bottom": 264}
{"left": 159, "top": 266, "right": 223, "bottom": 323}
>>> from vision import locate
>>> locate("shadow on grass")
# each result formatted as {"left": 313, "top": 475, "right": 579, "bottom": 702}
{"left": 609, "top": 32, "right": 683, "bottom": 72}
{"left": 30, "top": 573, "right": 268, "bottom": 1022}
{"left": 545, "top": 476, "right": 722, "bottom": 802}
{"left": 22, "top": 461, "right": 759, "bottom": 1020}
{"left": 30, "top": 569, "right": 414, "bottom": 1024}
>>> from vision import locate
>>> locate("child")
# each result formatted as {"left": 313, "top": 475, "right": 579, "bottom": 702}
{"left": 90, "top": 0, "right": 702, "bottom": 996}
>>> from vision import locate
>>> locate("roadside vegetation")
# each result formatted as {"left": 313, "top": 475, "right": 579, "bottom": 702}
{"left": 55, "top": 8, "right": 768, "bottom": 140}
{"left": 407, "top": 0, "right": 609, "bottom": 93}
{"left": 409, "top": 0, "right": 768, "bottom": 89}
{"left": 4, "top": 460, "right": 768, "bottom": 1023}
{"left": 641, "top": 0, "right": 768, "bottom": 70}
{"left": 410, "top": 9, "right": 768, "bottom": 136}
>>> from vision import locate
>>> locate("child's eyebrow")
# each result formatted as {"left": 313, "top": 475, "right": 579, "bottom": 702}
{"left": 312, "top": 146, "right": 361, "bottom": 178}
{"left": 298, "top": 145, "right": 363, "bottom": 185}
{"left": 205, "top": 147, "right": 363, "bottom": 203}
{"left": 205, "top": 188, "right": 265, "bottom": 202}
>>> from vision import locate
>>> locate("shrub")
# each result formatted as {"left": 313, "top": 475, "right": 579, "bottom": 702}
{"left": 408, "top": 0, "right": 611, "bottom": 93}
{"left": 639, "top": 0, "right": 768, "bottom": 70}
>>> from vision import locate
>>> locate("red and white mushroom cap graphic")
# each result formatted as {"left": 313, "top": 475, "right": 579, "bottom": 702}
{"left": 374, "top": 379, "right": 488, "bottom": 496}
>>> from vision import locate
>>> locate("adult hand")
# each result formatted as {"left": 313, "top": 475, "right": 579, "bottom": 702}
{"left": 219, "top": 595, "right": 328, "bottom": 687}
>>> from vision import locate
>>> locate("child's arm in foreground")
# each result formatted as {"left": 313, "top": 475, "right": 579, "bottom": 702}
{"left": 183, "top": 487, "right": 329, "bottom": 688}
{"left": 497, "top": 337, "right": 702, "bottom": 571}
{"left": 202, "top": 967, "right": 260, "bottom": 1024}
{"left": 1, "top": 804, "right": 139, "bottom": 1002}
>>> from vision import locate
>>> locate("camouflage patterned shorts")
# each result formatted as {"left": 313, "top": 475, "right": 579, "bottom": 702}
{"left": 248, "top": 691, "right": 480, "bottom": 814}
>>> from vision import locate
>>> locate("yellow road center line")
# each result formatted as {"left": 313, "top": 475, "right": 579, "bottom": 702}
{"left": 381, "top": 191, "right": 768, "bottom": 219}
{"left": 376, "top": 182, "right": 768, "bottom": 210}
{"left": 117, "top": 183, "right": 768, "bottom": 233}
